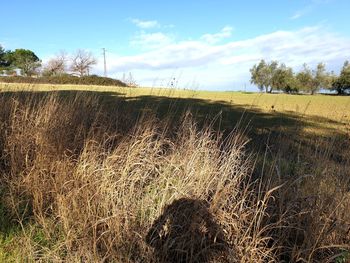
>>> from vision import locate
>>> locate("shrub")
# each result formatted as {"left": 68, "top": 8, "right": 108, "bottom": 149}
{"left": 0, "top": 74, "right": 127, "bottom": 87}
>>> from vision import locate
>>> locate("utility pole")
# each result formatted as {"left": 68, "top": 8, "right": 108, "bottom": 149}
{"left": 102, "top": 48, "right": 107, "bottom": 77}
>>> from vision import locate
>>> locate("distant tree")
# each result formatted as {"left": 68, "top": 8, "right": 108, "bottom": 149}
{"left": 126, "top": 72, "right": 137, "bottom": 87}
{"left": 43, "top": 51, "right": 67, "bottom": 76}
{"left": 10, "top": 49, "right": 41, "bottom": 76}
{"left": 332, "top": 61, "right": 350, "bottom": 94}
{"left": 250, "top": 60, "right": 278, "bottom": 93}
{"left": 0, "top": 45, "right": 13, "bottom": 69}
{"left": 0, "top": 45, "right": 5, "bottom": 67}
{"left": 295, "top": 63, "right": 332, "bottom": 94}
{"left": 270, "top": 63, "right": 297, "bottom": 93}
{"left": 324, "top": 70, "right": 338, "bottom": 93}
{"left": 296, "top": 64, "right": 315, "bottom": 94}
{"left": 70, "top": 49, "right": 97, "bottom": 77}
{"left": 250, "top": 60, "right": 344, "bottom": 95}
{"left": 313, "top": 62, "right": 332, "bottom": 93}
{"left": 250, "top": 60, "right": 296, "bottom": 93}
{"left": 268, "top": 61, "right": 279, "bottom": 91}
{"left": 250, "top": 60, "right": 267, "bottom": 92}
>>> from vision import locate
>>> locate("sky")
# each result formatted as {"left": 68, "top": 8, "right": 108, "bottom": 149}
{"left": 1, "top": 0, "right": 350, "bottom": 90}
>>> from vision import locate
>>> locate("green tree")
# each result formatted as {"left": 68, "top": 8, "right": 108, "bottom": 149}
{"left": 10, "top": 49, "right": 41, "bottom": 76}
{"left": 250, "top": 60, "right": 278, "bottom": 93}
{"left": 270, "top": 63, "right": 297, "bottom": 93}
{"left": 313, "top": 62, "right": 332, "bottom": 94}
{"left": 295, "top": 63, "right": 332, "bottom": 94}
{"left": 0, "top": 45, "right": 5, "bottom": 66}
{"left": 296, "top": 64, "right": 314, "bottom": 94}
{"left": 0, "top": 45, "right": 12, "bottom": 69}
{"left": 332, "top": 61, "right": 350, "bottom": 94}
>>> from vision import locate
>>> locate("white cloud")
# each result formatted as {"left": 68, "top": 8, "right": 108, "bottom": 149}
{"left": 290, "top": 0, "right": 333, "bottom": 20}
{"left": 200, "top": 26, "right": 234, "bottom": 44}
{"left": 130, "top": 19, "right": 160, "bottom": 29}
{"left": 130, "top": 31, "right": 174, "bottom": 50}
{"left": 290, "top": 14, "right": 301, "bottom": 20}
{"left": 290, "top": 5, "right": 313, "bottom": 20}
{"left": 93, "top": 26, "right": 350, "bottom": 90}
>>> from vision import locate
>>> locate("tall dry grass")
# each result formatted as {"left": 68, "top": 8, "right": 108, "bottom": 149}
{"left": 0, "top": 91, "right": 349, "bottom": 262}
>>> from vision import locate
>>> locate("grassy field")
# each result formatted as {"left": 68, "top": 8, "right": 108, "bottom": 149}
{"left": 0, "top": 83, "right": 349, "bottom": 262}
{"left": 2, "top": 83, "right": 349, "bottom": 118}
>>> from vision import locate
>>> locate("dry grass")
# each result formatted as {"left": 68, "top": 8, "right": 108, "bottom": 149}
{"left": 0, "top": 89, "right": 349, "bottom": 262}
{"left": 1, "top": 82, "right": 349, "bottom": 122}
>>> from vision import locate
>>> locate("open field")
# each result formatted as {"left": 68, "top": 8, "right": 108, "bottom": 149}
{"left": 0, "top": 83, "right": 349, "bottom": 262}
{"left": 2, "top": 83, "right": 350, "bottom": 120}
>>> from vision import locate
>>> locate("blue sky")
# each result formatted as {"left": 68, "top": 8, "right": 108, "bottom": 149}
{"left": 1, "top": 0, "right": 350, "bottom": 90}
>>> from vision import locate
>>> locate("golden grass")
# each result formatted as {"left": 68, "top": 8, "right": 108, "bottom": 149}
{"left": 0, "top": 84, "right": 349, "bottom": 262}
{"left": 1, "top": 82, "right": 349, "bottom": 136}
{"left": 1, "top": 82, "right": 349, "bottom": 120}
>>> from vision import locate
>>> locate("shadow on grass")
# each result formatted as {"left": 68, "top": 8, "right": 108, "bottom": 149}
{"left": 0, "top": 89, "right": 348, "bottom": 183}
{"left": 0, "top": 89, "right": 349, "bottom": 261}
{"left": 146, "top": 198, "right": 228, "bottom": 263}
{"left": 0, "top": 89, "right": 347, "bottom": 158}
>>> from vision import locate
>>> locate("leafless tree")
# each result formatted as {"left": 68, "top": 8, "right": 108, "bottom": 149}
{"left": 70, "top": 49, "right": 97, "bottom": 77}
{"left": 43, "top": 51, "right": 67, "bottom": 76}
{"left": 124, "top": 72, "right": 137, "bottom": 87}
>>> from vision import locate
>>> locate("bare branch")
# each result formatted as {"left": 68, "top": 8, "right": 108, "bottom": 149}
{"left": 70, "top": 49, "right": 97, "bottom": 77}
{"left": 44, "top": 51, "right": 67, "bottom": 76}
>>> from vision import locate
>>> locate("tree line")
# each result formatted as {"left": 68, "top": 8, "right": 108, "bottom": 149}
{"left": 250, "top": 60, "right": 350, "bottom": 95}
{"left": 0, "top": 45, "right": 97, "bottom": 77}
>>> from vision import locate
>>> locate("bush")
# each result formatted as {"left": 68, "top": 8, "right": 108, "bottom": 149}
{"left": 0, "top": 74, "right": 128, "bottom": 87}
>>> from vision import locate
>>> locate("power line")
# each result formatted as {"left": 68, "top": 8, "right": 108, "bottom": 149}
{"left": 102, "top": 48, "right": 107, "bottom": 77}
